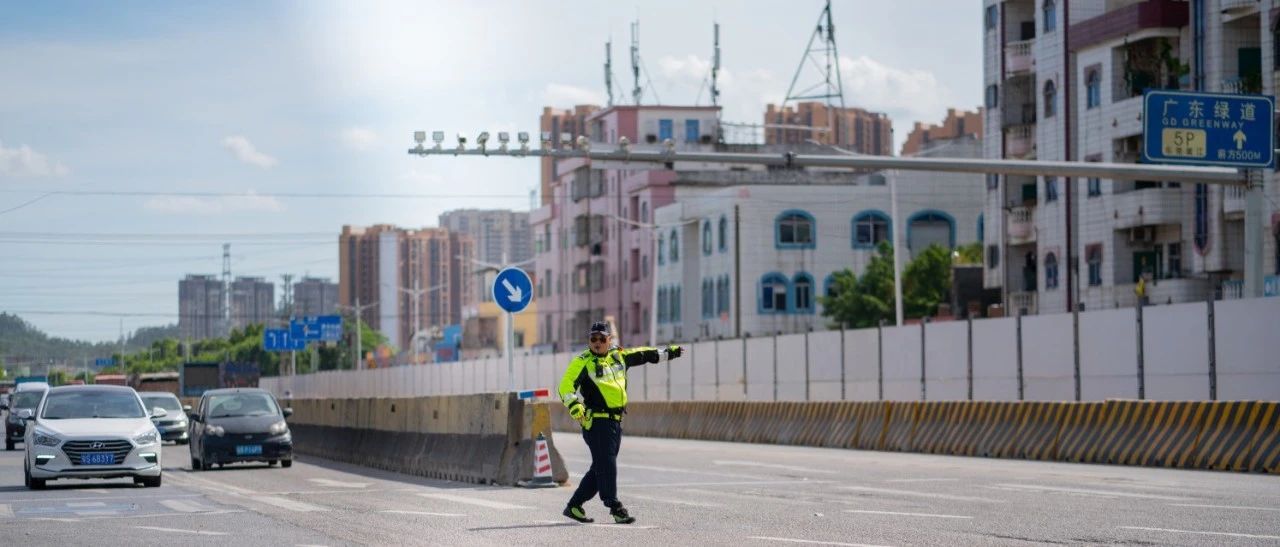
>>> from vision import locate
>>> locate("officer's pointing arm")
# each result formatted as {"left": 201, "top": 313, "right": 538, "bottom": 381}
{"left": 619, "top": 345, "right": 683, "bottom": 368}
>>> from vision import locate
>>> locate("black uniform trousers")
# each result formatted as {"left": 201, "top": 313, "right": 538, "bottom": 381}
{"left": 567, "top": 418, "right": 622, "bottom": 509}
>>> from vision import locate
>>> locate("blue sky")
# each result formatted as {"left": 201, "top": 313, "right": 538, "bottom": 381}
{"left": 0, "top": 1, "right": 982, "bottom": 342}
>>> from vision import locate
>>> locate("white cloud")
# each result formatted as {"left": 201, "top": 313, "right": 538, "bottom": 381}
{"left": 839, "top": 55, "right": 953, "bottom": 133}
{"left": 0, "top": 140, "right": 70, "bottom": 177}
{"left": 340, "top": 127, "right": 379, "bottom": 151}
{"left": 541, "top": 83, "right": 607, "bottom": 108}
{"left": 221, "top": 136, "right": 278, "bottom": 168}
{"left": 144, "top": 191, "right": 284, "bottom": 215}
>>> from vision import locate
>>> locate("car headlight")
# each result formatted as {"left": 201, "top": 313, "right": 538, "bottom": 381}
{"left": 268, "top": 421, "right": 288, "bottom": 435}
{"left": 207, "top": 425, "right": 225, "bottom": 437}
{"left": 33, "top": 428, "right": 61, "bottom": 447}
{"left": 133, "top": 431, "right": 159, "bottom": 446}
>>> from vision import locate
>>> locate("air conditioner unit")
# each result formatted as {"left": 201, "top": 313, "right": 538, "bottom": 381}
{"left": 645, "top": 134, "right": 658, "bottom": 144}
{"left": 1128, "top": 226, "right": 1156, "bottom": 244}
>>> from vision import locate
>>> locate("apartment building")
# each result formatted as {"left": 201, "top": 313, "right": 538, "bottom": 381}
{"left": 982, "top": 0, "right": 1280, "bottom": 314}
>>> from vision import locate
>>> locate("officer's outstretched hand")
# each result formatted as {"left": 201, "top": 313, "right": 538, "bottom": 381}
{"left": 666, "top": 345, "right": 683, "bottom": 359}
{"left": 567, "top": 402, "right": 586, "bottom": 420}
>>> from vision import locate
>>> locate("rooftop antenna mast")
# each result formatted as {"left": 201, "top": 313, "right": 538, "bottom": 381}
{"left": 781, "top": 0, "right": 846, "bottom": 139}
{"left": 711, "top": 22, "right": 722, "bottom": 108}
{"left": 604, "top": 40, "right": 615, "bottom": 107}
{"left": 222, "top": 243, "right": 232, "bottom": 337}
{"left": 630, "top": 20, "right": 643, "bottom": 105}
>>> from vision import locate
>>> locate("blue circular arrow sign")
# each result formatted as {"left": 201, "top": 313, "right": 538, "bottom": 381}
{"left": 492, "top": 267, "right": 533, "bottom": 313}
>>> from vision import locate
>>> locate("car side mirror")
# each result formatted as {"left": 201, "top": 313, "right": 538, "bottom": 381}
{"left": 189, "top": 413, "right": 202, "bottom": 423}
{"left": 16, "top": 409, "right": 34, "bottom": 421}
{"left": 282, "top": 408, "right": 293, "bottom": 419}
{"left": 151, "top": 407, "right": 168, "bottom": 419}
{"left": 182, "top": 405, "right": 192, "bottom": 413}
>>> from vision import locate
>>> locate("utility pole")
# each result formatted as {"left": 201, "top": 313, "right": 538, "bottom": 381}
{"left": 282, "top": 273, "right": 295, "bottom": 376}
{"left": 889, "top": 169, "right": 904, "bottom": 326}
{"left": 338, "top": 298, "right": 379, "bottom": 371}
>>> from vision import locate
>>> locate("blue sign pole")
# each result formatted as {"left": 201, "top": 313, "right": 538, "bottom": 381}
{"left": 492, "top": 268, "right": 533, "bottom": 392}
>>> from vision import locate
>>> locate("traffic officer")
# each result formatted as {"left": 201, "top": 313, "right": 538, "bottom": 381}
{"left": 559, "top": 321, "right": 682, "bottom": 524}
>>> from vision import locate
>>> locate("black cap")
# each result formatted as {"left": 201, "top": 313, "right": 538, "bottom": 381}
{"left": 588, "top": 321, "right": 610, "bottom": 336}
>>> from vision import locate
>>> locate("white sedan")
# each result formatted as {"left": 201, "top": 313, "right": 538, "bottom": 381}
{"left": 20, "top": 385, "right": 164, "bottom": 490}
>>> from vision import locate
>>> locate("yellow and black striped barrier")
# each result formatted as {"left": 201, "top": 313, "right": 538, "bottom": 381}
{"left": 551, "top": 399, "right": 1279, "bottom": 475}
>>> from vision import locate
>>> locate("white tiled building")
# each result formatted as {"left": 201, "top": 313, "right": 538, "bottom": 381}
{"left": 984, "top": 0, "right": 1280, "bottom": 315}
{"left": 653, "top": 139, "right": 985, "bottom": 340}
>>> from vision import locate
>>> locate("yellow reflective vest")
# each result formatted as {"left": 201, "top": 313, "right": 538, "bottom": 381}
{"left": 558, "top": 346, "right": 663, "bottom": 412}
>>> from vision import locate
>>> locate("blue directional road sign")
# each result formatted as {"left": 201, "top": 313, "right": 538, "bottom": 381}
{"left": 93, "top": 358, "right": 115, "bottom": 368}
{"left": 492, "top": 267, "right": 533, "bottom": 314}
{"left": 291, "top": 315, "right": 342, "bottom": 342}
{"left": 1143, "top": 90, "right": 1275, "bottom": 168}
{"left": 263, "top": 329, "right": 306, "bottom": 352}
{"left": 1266, "top": 275, "right": 1280, "bottom": 298}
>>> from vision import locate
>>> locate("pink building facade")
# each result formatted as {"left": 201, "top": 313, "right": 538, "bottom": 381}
{"left": 531, "top": 105, "right": 720, "bottom": 351}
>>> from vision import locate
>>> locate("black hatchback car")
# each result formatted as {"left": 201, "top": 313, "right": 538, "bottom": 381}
{"left": 188, "top": 388, "right": 292, "bottom": 470}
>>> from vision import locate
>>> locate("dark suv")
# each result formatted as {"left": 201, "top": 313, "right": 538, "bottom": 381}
{"left": 188, "top": 388, "right": 292, "bottom": 470}
{"left": 4, "top": 390, "right": 46, "bottom": 451}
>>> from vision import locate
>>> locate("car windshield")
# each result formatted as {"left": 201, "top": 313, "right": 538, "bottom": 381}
{"left": 207, "top": 393, "right": 279, "bottom": 418}
{"left": 40, "top": 390, "right": 145, "bottom": 419}
{"left": 10, "top": 391, "right": 43, "bottom": 409}
{"left": 141, "top": 396, "right": 182, "bottom": 412}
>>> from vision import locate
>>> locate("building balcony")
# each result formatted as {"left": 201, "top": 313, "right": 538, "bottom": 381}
{"left": 1007, "top": 206, "right": 1036, "bottom": 245}
{"left": 1005, "top": 39, "right": 1035, "bottom": 77}
{"left": 1009, "top": 291, "right": 1038, "bottom": 316}
{"left": 1224, "top": 184, "right": 1246, "bottom": 219}
{"left": 1220, "top": 279, "right": 1245, "bottom": 300}
{"left": 1004, "top": 125, "right": 1036, "bottom": 159}
{"left": 1220, "top": 0, "right": 1260, "bottom": 22}
{"left": 1220, "top": 76, "right": 1262, "bottom": 95}
{"left": 1001, "top": 102, "right": 1037, "bottom": 128}
{"left": 1111, "top": 186, "right": 1183, "bottom": 230}
{"left": 1103, "top": 94, "right": 1145, "bottom": 138}
{"left": 1067, "top": 0, "right": 1189, "bottom": 53}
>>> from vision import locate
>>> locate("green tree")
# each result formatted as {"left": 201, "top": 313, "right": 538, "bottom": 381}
{"left": 954, "top": 242, "right": 983, "bottom": 265}
{"left": 821, "top": 243, "right": 956, "bottom": 328}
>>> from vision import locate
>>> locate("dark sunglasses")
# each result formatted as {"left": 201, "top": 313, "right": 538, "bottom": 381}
{"left": 589, "top": 335, "right": 609, "bottom": 343}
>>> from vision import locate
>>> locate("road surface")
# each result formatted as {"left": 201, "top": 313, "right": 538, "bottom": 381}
{"left": 0, "top": 434, "right": 1278, "bottom": 545}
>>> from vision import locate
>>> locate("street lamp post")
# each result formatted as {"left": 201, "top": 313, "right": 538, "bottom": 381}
{"left": 382, "top": 281, "right": 447, "bottom": 364}
{"left": 337, "top": 298, "right": 378, "bottom": 371}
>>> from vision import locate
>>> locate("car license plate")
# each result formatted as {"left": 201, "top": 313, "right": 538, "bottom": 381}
{"left": 82, "top": 452, "right": 115, "bottom": 465}
{"left": 235, "top": 444, "right": 262, "bottom": 456}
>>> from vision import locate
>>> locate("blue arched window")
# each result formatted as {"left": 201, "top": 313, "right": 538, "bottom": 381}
{"left": 852, "top": 210, "right": 891, "bottom": 249}
{"left": 716, "top": 275, "right": 731, "bottom": 314}
{"left": 702, "top": 278, "right": 714, "bottom": 318}
{"left": 793, "top": 272, "right": 815, "bottom": 314}
{"left": 718, "top": 215, "right": 728, "bottom": 252}
{"left": 702, "top": 220, "right": 713, "bottom": 256}
{"left": 977, "top": 213, "right": 985, "bottom": 244}
{"left": 824, "top": 273, "right": 839, "bottom": 301}
{"left": 669, "top": 229, "right": 680, "bottom": 262}
{"left": 658, "top": 234, "right": 665, "bottom": 266}
{"left": 906, "top": 209, "right": 957, "bottom": 251}
{"left": 759, "top": 273, "right": 789, "bottom": 313}
{"left": 775, "top": 209, "right": 816, "bottom": 249}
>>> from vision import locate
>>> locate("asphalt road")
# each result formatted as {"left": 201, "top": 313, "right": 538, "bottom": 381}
{"left": 0, "top": 433, "right": 1278, "bottom": 546}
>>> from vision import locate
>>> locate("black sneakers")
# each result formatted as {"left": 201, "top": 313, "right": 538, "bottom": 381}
{"left": 610, "top": 506, "right": 636, "bottom": 524}
{"left": 563, "top": 505, "right": 593, "bottom": 523}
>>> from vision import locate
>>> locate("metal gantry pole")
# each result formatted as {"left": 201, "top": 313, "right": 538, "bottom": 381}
{"left": 889, "top": 169, "right": 904, "bottom": 327}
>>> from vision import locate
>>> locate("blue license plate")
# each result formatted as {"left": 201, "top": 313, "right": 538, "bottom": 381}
{"left": 235, "top": 445, "right": 262, "bottom": 456}
{"left": 81, "top": 452, "right": 115, "bottom": 465}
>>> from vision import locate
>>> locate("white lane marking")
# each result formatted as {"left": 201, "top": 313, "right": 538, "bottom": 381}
{"left": 748, "top": 536, "right": 893, "bottom": 547}
{"left": 845, "top": 510, "right": 973, "bottom": 520}
{"left": 839, "top": 486, "right": 1004, "bottom": 504}
{"left": 415, "top": 493, "right": 531, "bottom": 510}
{"left": 135, "top": 525, "right": 227, "bottom": 536}
{"left": 884, "top": 478, "right": 959, "bottom": 484}
{"left": 167, "top": 471, "right": 255, "bottom": 496}
{"left": 994, "top": 483, "right": 1193, "bottom": 501}
{"left": 628, "top": 494, "right": 724, "bottom": 508}
{"left": 0, "top": 504, "right": 12, "bottom": 518}
{"left": 307, "top": 478, "right": 368, "bottom": 489}
{"left": 159, "top": 499, "right": 212, "bottom": 513}
{"left": 380, "top": 510, "right": 467, "bottom": 517}
{"left": 80, "top": 489, "right": 109, "bottom": 494}
{"left": 33, "top": 510, "right": 242, "bottom": 522}
{"left": 1120, "top": 526, "right": 1280, "bottom": 540}
{"left": 712, "top": 460, "right": 839, "bottom": 475}
{"left": 1168, "top": 503, "right": 1280, "bottom": 512}
{"left": 66, "top": 502, "right": 107, "bottom": 508}
{"left": 255, "top": 496, "right": 328, "bottom": 512}
{"left": 536, "top": 519, "right": 658, "bottom": 530}
{"left": 678, "top": 488, "right": 816, "bottom": 506}
{"left": 564, "top": 458, "right": 763, "bottom": 480}
{"left": 0, "top": 494, "right": 202, "bottom": 504}
{"left": 628, "top": 479, "right": 835, "bottom": 489}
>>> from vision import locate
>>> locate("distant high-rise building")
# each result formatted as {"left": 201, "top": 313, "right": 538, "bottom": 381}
{"left": 178, "top": 274, "right": 224, "bottom": 341}
{"left": 338, "top": 224, "right": 475, "bottom": 351}
{"left": 292, "top": 277, "right": 338, "bottom": 318}
{"left": 439, "top": 208, "right": 532, "bottom": 267}
{"left": 764, "top": 102, "right": 893, "bottom": 155}
{"left": 229, "top": 277, "right": 274, "bottom": 331}
{"left": 900, "top": 108, "right": 984, "bottom": 156}
{"left": 540, "top": 105, "right": 600, "bottom": 206}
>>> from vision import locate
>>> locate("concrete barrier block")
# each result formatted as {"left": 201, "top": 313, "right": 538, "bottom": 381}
{"left": 1056, "top": 401, "right": 1110, "bottom": 463}
{"left": 882, "top": 402, "right": 917, "bottom": 452}
{"left": 1194, "top": 401, "right": 1277, "bottom": 472}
